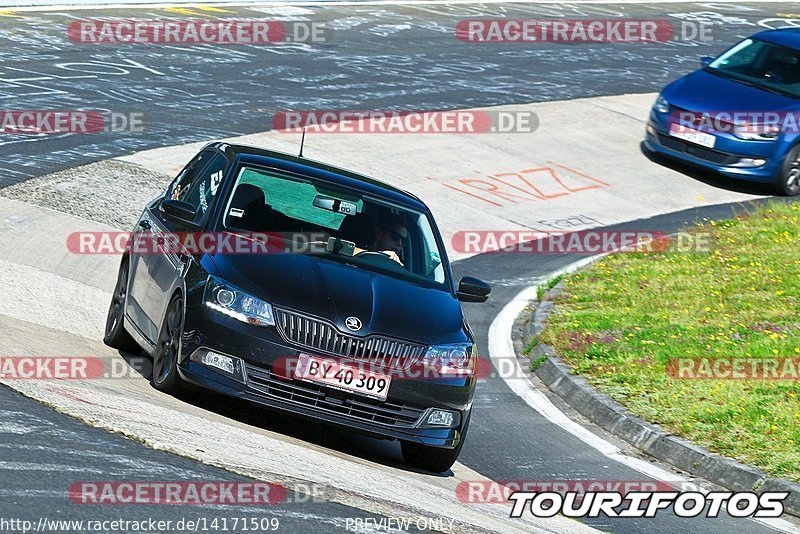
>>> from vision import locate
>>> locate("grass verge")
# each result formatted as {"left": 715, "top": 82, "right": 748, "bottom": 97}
{"left": 540, "top": 201, "right": 800, "bottom": 481}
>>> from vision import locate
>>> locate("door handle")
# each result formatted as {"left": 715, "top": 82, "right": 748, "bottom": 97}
{"left": 138, "top": 220, "right": 151, "bottom": 230}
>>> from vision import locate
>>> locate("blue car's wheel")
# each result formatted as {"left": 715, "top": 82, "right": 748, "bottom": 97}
{"left": 776, "top": 145, "right": 800, "bottom": 196}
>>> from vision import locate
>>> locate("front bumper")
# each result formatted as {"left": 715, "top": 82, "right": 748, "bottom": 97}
{"left": 178, "top": 303, "right": 474, "bottom": 448}
{"left": 645, "top": 119, "right": 781, "bottom": 183}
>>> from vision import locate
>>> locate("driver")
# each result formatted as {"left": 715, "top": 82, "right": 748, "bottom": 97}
{"left": 314, "top": 215, "right": 408, "bottom": 266}
{"left": 353, "top": 217, "right": 408, "bottom": 266}
{"left": 372, "top": 221, "right": 408, "bottom": 262}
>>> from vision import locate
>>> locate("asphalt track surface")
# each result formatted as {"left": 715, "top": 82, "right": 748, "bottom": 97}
{"left": 0, "top": 1, "right": 794, "bottom": 185}
{"left": 0, "top": 385, "right": 425, "bottom": 533}
{"left": 1, "top": 2, "right": 800, "bottom": 533}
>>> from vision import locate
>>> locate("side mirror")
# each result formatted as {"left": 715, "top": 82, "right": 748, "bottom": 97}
{"left": 700, "top": 56, "right": 713, "bottom": 67}
{"left": 161, "top": 199, "right": 197, "bottom": 225}
{"left": 457, "top": 276, "right": 491, "bottom": 303}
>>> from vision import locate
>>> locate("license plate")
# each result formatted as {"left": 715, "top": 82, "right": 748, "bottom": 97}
{"left": 669, "top": 123, "right": 716, "bottom": 149}
{"left": 294, "top": 353, "right": 391, "bottom": 400}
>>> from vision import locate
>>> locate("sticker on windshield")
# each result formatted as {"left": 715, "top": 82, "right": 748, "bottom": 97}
{"left": 210, "top": 170, "right": 223, "bottom": 195}
{"left": 336, "top": 200, "right": 357, "bottom": 215}
{"left": 229, "top": 208, "right": 244, "bottom": 218}
{"left": 199, "top": 183, "right": 209, "bottom": 213}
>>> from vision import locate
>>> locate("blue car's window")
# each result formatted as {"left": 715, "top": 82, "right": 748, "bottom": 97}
{"left": 707, "top": 38, "right": 800, "bottom": 98}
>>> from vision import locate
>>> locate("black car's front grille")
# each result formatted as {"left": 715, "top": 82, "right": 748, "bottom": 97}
{"left": 656, "top": 133, "right": 739, "bottom": 165}
{"left": 244, "top": 363, "right": 425, "bottom": 427}
{"left": 274, "top": 308, "right": 425, "bottom": 369}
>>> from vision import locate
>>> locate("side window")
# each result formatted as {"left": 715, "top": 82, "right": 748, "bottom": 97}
{"left": 167, "top": 151, "right": 228, "bottom": 224}
{"left": 416, "top": 214, "right": 445, "bottom": 284}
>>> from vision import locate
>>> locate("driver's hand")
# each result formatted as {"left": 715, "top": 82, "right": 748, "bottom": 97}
{"left": 381, "top": 250, "right": 404, "bottom": 266}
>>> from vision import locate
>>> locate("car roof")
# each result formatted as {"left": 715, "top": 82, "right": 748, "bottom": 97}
{"left": 753, "top": 28, "right": 800, "bottom": 51}
{"left": 207, "top": 142, "right": 429, "bottom": 212}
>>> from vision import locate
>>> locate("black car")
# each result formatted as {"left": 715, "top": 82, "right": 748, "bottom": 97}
{"left": 104, "top": 143, "right": 491, "bottom": 472}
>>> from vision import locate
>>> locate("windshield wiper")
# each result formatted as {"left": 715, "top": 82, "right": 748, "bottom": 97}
{"left": 705, "top": 67, "right": 792, "bottom": 97}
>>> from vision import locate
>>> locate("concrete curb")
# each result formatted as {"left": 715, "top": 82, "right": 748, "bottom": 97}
{"left": 519, "top": 281, "right": 800, "bottom": 518}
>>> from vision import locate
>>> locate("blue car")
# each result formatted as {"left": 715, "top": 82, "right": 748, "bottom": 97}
{"left": 645, "top": 28, "right": 800, "bottom": 196}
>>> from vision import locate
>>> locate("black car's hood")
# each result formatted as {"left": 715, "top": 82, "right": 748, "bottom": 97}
{"left": 205, "top": 252, "right": 466, "bottom": 345}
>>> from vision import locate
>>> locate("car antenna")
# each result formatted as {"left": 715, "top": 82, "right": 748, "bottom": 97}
{"left": 298, "top": 128, "right": 306, "bottom": 158}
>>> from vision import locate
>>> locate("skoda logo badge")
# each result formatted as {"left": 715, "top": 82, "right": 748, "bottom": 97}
{"left": 345, "top": 316, "right": 362, "bottom": 331}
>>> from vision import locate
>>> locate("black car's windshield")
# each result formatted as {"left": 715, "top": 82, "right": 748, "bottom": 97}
{"left": 705, "top": 38, "right": 800, "bottom": 99}
{"left": 221, "top": 165, "right": 448, "bottom": 287}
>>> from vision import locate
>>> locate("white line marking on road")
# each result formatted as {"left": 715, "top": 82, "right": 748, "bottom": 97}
{"left": 489, "top": 259, "right": 800, "bottom": 533}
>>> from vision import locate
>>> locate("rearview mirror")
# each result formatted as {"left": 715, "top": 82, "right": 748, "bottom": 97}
{"left": 313, "top": 195, "right": 358, "bottom": 216}
{"left": 161, "top": 199, "right": 197, "bottom": 225}
{"left": 457, "top": 276, "right": 491, "bottom": 303}
{"left": 700, "top": 56, "right": 713, "bottom": 67}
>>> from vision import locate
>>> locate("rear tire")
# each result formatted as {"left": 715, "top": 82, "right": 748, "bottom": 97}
{"left": 103, "top": 259, "right": 140, "bottom": 353}
{"left": 774, "top": 145, "right": 800, "bottom": 196}
{"left": 152, "top": 295, "right": 184, "bottom": 394}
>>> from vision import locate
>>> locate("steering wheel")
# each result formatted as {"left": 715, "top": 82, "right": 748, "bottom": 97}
{"left": 354, "top": 251, "right": 405, "bottom": 271}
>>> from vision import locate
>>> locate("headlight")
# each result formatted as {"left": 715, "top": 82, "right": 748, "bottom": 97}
{"left": 653, "top": 94, "right": 670, "bottom": 114}
{"left": 733, "top": 125, "right": 780, "bottom": 141}
{"left": 204, "top": 276, "right": 275, "bottom": 327}
{"left": 423, "top": 343, "right": 475, "bottom": 375}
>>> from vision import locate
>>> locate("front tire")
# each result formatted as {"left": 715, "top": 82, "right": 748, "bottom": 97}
{"left": 775, "top": 145, "right": 800, "bottom": 196}
{"left": 103, "top": 259, "right": 140, "bottom": 353}
{"left": 152, "top": 295, "right": 184, "bottom": 394}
